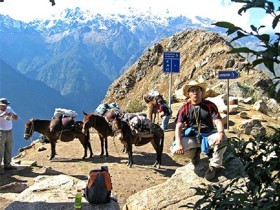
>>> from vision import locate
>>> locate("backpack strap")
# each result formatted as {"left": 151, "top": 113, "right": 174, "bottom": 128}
{"left": 174, "top": 100, "right": 192, "bottom": 124}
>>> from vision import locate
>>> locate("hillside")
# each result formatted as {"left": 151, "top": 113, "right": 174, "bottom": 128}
{"left": 0, "top": 59, "right": 76, "bottom": 155}
{"left": 103, "top": 29, "right": 274, "bottom": 109}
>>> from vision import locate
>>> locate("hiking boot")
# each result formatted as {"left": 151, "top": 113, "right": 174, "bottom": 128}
{"left": 191, "top": 148, "right": 200, "bottom": 165}
{"left": 205, "top": 166, "right": 217, "bottom": 181}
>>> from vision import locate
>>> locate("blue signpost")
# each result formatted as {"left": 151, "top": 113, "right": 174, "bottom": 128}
{"left": 163, "top": 52, "right": 180, "bottom": 73}
{"left": 218, "top": 70, "right": 240, "bottom": 130}
{"left": 218, "top": 71, "right": 239, "bottom": 79}
{"left": 163, "top": 52, "right": 180, "bottom": 107}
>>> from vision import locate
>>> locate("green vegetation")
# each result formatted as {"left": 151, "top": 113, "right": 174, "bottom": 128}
{"left": 186, "top": 1, "right": 280, "bottom": 209}
{"left": 125, "top": 100, "right": 146, "bottom": 113}
{"left": 239, "top": 83, "right": 259, "bottom": 102}
{"left": 213, "top": 0, "right": 280, "bottom": 101}
{"left": 188, "top": 128, "right": 280, "bottom": 209}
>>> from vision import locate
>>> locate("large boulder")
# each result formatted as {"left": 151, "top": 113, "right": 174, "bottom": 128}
{"left": 124, "top": 154, "right": 242, "bottom": 210}
{"left": 4, "top": 174, "right": 119, "bottom": 210}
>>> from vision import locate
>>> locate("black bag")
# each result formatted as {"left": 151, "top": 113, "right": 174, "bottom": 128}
{"left": 84, "top": 166, "right": 112, "bottom": 204}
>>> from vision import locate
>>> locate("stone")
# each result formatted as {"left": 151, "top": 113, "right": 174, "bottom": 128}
{"left": 253, "top": 100, "right": 268, "bottom": 115}
{"left": 124, "top": 156, "right": 243, "bottom": 210}
{"left": 4, "top": 174, "right": 120, "bottom": 210}
{"left": 238, "top": 111, "right": 248, "bottom": 119}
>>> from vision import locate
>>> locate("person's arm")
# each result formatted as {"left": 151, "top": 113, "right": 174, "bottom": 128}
{"left": 214, "top": 118, "right": 224, "bottom": 145}
{"left": 7, "top": 108, "right": 18, "bottom": 120}
{"left": 6, "top": 112, "right": 17, "bottom": 120}
{"left": 174, "top": 122, "right": 184, "bottom": 154}
{"left": 11, "top": 112, "right": 18, "bottom": 120}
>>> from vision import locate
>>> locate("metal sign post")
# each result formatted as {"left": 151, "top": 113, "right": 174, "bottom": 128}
{"left": 163, "top": 52, "right": 180, "bottom": 107}
{"left": 218, "top": 70, "right": 240, "bottom": 130}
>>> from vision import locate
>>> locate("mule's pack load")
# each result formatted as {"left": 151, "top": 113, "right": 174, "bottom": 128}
{"left": 53, "top": 108, "right": 78, "bottom": 118}
{"left": 95, "top": 102, "right": 124, "bottom": 116}
{"left": 95, "top": 103, "right": 110, "bottom": 116}
{"left": 143, "top": 90, "right": 162, "bottom": 103}
{"left": 84, "top": 166, "right": 112, "bottom": 204}
{"left": 126, "top": 114, "right": 153, "bottom": 138}
{"left": 50, "top": 108, "right": 78, "bottom": 132}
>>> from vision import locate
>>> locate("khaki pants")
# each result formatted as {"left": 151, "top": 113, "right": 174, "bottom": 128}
{"left": 0, "top": 130, "right": 13, "bottom": 167}
{"left": 171, "top": 133, "right": 227, "bottom": 168}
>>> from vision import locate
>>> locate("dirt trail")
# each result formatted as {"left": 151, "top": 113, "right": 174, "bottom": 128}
{"left": 0, "top": 107, "right": 186, "bottom": 209}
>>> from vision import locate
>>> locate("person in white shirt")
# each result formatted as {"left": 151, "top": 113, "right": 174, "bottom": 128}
{"left": 0, "top": 98, "right": 18, "bottom": 173}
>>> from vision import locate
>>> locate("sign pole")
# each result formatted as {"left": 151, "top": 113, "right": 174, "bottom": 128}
{"left": 168, "top": 71, "right": 172, "bottom": 108}
{"left": 218, "top": 70, "right": 240, "bottom": 131}
{"left": 163, "top": 52, "right": 180, "bottom": 108}
{"left": 227, "top": 79, "right": 229, "bottom": 130}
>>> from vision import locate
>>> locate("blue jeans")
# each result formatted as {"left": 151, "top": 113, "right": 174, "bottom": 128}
{"left": 161, "top": 115, "right": 171, "bottom": 130}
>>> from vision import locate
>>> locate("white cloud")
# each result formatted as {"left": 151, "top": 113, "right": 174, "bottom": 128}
{"left": 0, "top": 0, "right": 273, "bottom": 32}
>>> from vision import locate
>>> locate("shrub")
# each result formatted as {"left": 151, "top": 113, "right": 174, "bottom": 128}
{"left": 125, "top": 100, "right": 146, "bottom": 113}
{"left": 186, "top": 128, "right": 280, "bottom": 209}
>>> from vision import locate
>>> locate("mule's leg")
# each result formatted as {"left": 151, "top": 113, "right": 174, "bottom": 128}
{"left": 87, "top": 140, "right": 94, "bottom": 158}
{"left": 99, "top": 134, "right": 104, "bottom": 156}
{"left": 150, "top": 136, "right": 164, "bottom": 169}
{"left": 152, "top": 112, "right": 158, "bottom": 123}
{"left": 156, "top": 112, "right": 160, "bottom": 124}
{"left": 81, "top": 138, "right": 88, "bottom": 160}
{"left": 82, "top": 136, "right": 87, "bottom": 160}
{"left": 121, "top": 145, "right": 127, "bottom": 153}
{"left": 85, "top": 131, "right": 94, "bottom": 158}
{"left": 49, "top": 141, "right": 56, "bottom": 160}
{"left": 126, "top": 142, "right": 134, "bottom": 167}
{"left": 105, "top": 137, "right": 109, "bottom": 157}
{"left": 147, "top": 104, "right": 153, "bottom": 123}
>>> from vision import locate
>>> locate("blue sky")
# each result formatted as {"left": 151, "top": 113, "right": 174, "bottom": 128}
{"left": 0, "top": 0, "right": 279, "bottom": 32}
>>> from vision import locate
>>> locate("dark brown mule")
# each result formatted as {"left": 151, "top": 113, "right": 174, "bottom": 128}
{"left": 24, "top": 118, "right": 93, "bottom": 160}
{"left": 82, "top": 112, "right": 114, "bottom": 157}
{"left": 111, "top": 117, "right": 164, "bottom": 168}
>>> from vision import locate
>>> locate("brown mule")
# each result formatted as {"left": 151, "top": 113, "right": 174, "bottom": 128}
{"left": 111, "top": 116, "right": 164, "bottom": 168}
{"left": 24, "top": 118, "right": 93, "bottom": 160}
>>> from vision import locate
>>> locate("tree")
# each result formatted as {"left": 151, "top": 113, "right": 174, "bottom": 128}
{"left": 213, "top": 0, "right": 280, "bottom": 101}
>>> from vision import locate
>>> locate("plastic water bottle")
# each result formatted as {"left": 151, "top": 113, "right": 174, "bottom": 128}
{"left": 74, "top": 189, "right": 83, "bottom": 209}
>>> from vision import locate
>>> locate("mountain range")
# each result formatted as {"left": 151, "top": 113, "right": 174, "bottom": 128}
{"left": 0, "top": 8, "right": 225, "bottom": 110}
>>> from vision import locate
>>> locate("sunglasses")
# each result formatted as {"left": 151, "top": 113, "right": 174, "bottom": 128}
{"left": 188, "top": 87, "right": 202, "bottom": 93}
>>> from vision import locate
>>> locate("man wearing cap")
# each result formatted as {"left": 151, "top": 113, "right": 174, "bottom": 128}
{"left": 0, "top": 98, "right": 18, "bottom": 173}
{"left": 172, "top": 80, "right": 227, "bottom": 180}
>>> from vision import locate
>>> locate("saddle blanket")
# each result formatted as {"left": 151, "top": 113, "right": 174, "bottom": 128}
{"left": 135, "top": 131, "right": 153, "bottom": 138}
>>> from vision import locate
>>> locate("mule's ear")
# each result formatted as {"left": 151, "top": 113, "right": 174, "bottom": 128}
{"left": 83, "top": 111, "right": 88, "bottom": 116}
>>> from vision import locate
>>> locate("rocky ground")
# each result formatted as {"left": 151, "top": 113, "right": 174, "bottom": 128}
{"left": 0, "top": 103, "right": 186, "bottom": 209}
{"left": 0, "top": 102, "right": 279, "bottom": 209}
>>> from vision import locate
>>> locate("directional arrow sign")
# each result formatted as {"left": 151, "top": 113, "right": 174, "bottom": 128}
{"left": 163, "top": 52, "right": 180, "bottom": 73}
{"left": 218, "top": 71, "right": 240, "bottom": 79}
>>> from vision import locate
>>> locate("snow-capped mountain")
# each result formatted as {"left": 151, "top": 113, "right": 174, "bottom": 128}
{"left": 0, "top": 7, "right": 224, "bottom": 113}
